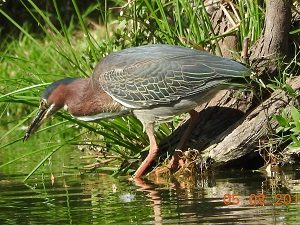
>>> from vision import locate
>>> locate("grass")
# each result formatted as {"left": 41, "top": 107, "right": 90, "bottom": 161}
{"left": 0, "top": 0, "right": 179, "bottom": 178}
{"left": 2, "top": 0, "right": 291, "bottom": 179}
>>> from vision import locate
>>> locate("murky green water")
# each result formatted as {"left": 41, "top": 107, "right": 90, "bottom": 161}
{"left": 1, "top": 166, "right": 300, "bottom": 224}
{"left": 1, "top": 130, "right": 300, "bottom": 224}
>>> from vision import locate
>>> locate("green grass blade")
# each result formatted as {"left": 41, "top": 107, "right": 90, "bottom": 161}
{"left": 23, "top": 144, "right": 64, "bottom": 181}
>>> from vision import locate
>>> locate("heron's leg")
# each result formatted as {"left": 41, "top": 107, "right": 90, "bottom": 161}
{"left": 169, "top": 109, "right": 199, "bottom": 169}
{"left": 133, "top": 123, "right": 158, "bottom": 178}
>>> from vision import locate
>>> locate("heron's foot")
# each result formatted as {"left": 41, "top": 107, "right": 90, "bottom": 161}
{"left": 148, "top": 152, "right": 184, "bottom": 177}
{"left": 149, "top": 149, "right": 201, "bottom": 178}
{"left": 168, "top": 149, "right": 185, "bottom": 171}
{"left": 169, "top": 148, "right": 201, "bottom": 175}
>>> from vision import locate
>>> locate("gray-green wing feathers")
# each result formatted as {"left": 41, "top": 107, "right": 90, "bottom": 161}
{"left": 93, "top": 45, "right": 250, "bottom": 109}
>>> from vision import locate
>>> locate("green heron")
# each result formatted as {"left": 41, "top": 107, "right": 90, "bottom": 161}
{"left": 24, "top": 44, "right": 250, "bottom": 178}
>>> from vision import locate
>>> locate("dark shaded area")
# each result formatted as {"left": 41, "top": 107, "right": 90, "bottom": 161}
{"left": 218, "top": 151, "right": 265, "bottom": 170}
{"left": 159, "top": 106, "right": 247, "bottom": 151}
{"left": 0, "top": 0, "right": 119, "bottom": 41}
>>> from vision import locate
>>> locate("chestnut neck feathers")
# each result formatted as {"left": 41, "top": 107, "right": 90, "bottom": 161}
{"left": 46, "top": 78, "right": 125, "bottom": 118}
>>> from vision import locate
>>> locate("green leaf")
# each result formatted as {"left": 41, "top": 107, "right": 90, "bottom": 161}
{"left": 273, "top": 114, "right": 289, "bottom": 127}
{"left": 290, "top": 28, "right": 300, "bottom": 35}
{"left": 290, "top": 106, "right": 300, "bottom": 124}
{"left": 290, "top": 135, "right": 300, "bottom": 147}
{"left": 284, "top": 84, "right": 297, "bottom": 98}
{"left": 291, "top": 127, "right": 300, "bottom": 134}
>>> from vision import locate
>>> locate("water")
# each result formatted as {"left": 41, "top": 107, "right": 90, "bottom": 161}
{"left": 1, "top": 130, "right": 300, "bottom": 224}
{"left": 1, "top": 169, "right": 300, "bottom": 224}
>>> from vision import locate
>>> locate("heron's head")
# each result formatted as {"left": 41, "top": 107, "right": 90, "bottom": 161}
{"left": 23, "top": 78, "right": 78, "bottom": 141}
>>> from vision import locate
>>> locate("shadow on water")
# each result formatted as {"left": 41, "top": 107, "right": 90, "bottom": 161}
{"left": 0, "top": 168, "right": 300, "bottom": 224}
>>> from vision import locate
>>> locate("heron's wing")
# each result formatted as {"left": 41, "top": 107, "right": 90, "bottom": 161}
{"left": 93, "top": 45, "right": 250, "bottom": 109}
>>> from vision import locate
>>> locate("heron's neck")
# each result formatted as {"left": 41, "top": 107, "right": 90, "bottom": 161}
{"left": 64, "top": 78, "right": 124, "bottom": 119}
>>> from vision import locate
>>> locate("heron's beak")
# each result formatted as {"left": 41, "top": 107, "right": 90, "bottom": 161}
{"left": 23, "top": 103, "right": 55, "bottom": 141}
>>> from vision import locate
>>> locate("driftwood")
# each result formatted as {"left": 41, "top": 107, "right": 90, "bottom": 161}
{"left": 158, "top": 76, "right": 300, "bottom": 170}
{"left": 201, "top": 76, "right": 300, "bottom": 167}
{"left": 156, "top": 1, "right": 297, "bottom": 171}
{"left": 158, "top": 89, "right": 254, "bottom": 162}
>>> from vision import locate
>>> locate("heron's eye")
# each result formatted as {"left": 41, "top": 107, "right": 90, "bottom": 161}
{"left": 40, "top": 99, "right": 48, "bottom": 108}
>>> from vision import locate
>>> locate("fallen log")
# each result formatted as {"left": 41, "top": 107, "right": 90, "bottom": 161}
{"left": 157, "top": 76, "right": 300, "bottom": 170}
{"left": 201, "top": 75, "right": 300, "bottom": 167}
